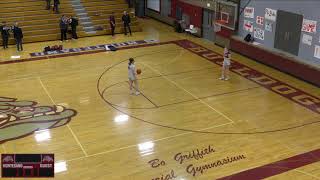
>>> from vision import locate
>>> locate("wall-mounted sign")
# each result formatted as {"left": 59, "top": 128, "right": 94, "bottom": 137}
{"left": 302, "top": 34, "right": 313, "bottom": 46}
{"left": 315, "top": 45, "right": 320, "bottom": 59}
{"left": 302, "top": 19, "right": 317, "bottom": 33}
{"left": 244, "top": 7, "right": 254, "bottom": 18}
{"left": 256, "top": 16, "right": 264, "bottom": 26}
{"left": 265, "top": 8, "right": 277, "bottom": 21}
{"left": 244, "top": 20, "right": 254, "bottom": 32}
{"left": 254, "top": 27, "right": 264, "bottom": 40}
{"left": 265, "top": 22, "right": 273, "bottom": 32}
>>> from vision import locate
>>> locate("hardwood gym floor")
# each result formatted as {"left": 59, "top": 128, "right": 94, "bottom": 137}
{"left": 0, "top": 19, "right": 320, "bottom": 179}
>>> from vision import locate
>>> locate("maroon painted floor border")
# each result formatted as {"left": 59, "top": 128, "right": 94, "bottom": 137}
{"left": 172, "top": 39, "right": 320, "bottom": 115}
{"left": 217, "top": 148, "right": 320, "bottom": 180}
{"left": 2, "top": 39, "right": 320, "bottom": 179}
{"left": 170, "top": 40, "right": 320, "bottom": 179}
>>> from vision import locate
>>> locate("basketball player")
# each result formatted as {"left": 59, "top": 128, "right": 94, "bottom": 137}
{"left": 219, "top": 47, "right": 231, "bottom": 80}
{"left": 128, "top": 58, "right": 140, "bottom": 95}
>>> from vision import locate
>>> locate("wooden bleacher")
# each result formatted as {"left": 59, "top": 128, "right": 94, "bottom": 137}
{"left": 79, "top": 0, "right": 141, "bottom": 36}
{"left": 0, "top": 0, "right": 141, "bottom": 45}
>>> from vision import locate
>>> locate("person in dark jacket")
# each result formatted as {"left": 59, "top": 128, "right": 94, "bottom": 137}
{"left": 12, "top": 22, "right": 23, "bottom": 51}
{"left": 53, "top": 0, "right": 60, "bottom": 14}
{"left": 60, "top": 15, "right": 68, "bottom": 42}
{"left": 45, "top": 0, "right": 51, "bottom": 10}
{"left": 122, "top": 11, "right": 132, "bottom": 36}
{"left": 0, "top": 21, "right": 10, "bottom": 49}
{"left": 109, "top": 12, "right": 116, "bottom": 37}
{"left": 70, "top": 16, "right": 78, "bottom": 39}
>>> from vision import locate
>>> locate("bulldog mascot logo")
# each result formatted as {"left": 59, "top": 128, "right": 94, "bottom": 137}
{"left": 0, "top": 97, "right": 77, "bottom": 143}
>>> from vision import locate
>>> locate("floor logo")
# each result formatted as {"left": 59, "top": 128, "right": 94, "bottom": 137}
{"left": 0, "top": 97, "right": 77, "bottom": 143}
{"left": 30, "top": 39, "right": 158, "bottom": 57}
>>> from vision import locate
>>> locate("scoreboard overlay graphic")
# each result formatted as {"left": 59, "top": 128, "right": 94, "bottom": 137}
{"left": 1, "top": 154, "right": 54, "bottom": 178}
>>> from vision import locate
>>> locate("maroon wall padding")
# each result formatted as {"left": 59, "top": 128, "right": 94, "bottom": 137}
{"left": 175, "top": 1, "right": 203, "bottom": 28}
{"left": 216, "top": 26, "right": 234, "bottom": 38}
{"left": 170, "top": 0, "right": 177, "bottom": 18}
{"left": 230, "top": 37, "right": 320, "bottom": 87}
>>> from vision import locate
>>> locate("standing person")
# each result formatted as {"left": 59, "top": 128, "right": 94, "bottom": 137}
{"left": 59, "top": 15, "right": 68, "bottom": 42}
{"left": 128, "top": 58, "right": 140, "bottom": 95}
{"left": 53, "top": 0, "right": 60, "bottom": 14}
{"left": 109, "top": 12, "right": 116, "bottom": 37}
{"left": 219, "top": 47, "right": 231, "bottom": 80}
{"left": 12, "top": 22, "right": 23, "bottom": 51}
{"left": 0, "top": 21, "right": 10, "bottom": 49}
{"left": 70, "top": 16, "right": 78, "bottom": 39}
{"left": 122, "top": 11, "right": 132, "bottom": 36}
{"left": 45, "top": 0, "right": 51, "bottom": 10}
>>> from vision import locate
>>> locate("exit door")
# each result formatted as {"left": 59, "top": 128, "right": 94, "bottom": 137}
{"left": 202, "top": 9, "right": 215, "bottom": 42}
{"left": 274, "top": 10, "right": 303, "bottom": 55}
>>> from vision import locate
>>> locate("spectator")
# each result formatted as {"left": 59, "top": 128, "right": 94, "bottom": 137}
{"left": 109, "top": 12, "right": 116, "bottom": 37}
{"left": 70, "top": 16, "right": 78, "bottom": 39}
{"left": 0, "top": 21, "right": 10, "bottom": 49}
{"left": 122, "top": 11, "right": 131, "bottom": 36}
{"left": 46, "top": 0, "right": 51, "bottom": 10}
{"left": 60, "top": 15, "right": 68, "bottom": 42}
{"left": 12, "top": 22, "right": 23, "bottom": 51}
{"left": 53, "top": 0, "right": 60, "bottom": 14}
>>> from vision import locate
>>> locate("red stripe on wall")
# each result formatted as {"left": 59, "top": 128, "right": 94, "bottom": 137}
{"left": 230, "top": 37, "right": 320, "bottom": 87}
{"left": 176, "top": 0, "right": 203, "bottom": 28}
{"left": 170, "top": 0, "right": 177, "bottom": 18}
{"left": 216, "top": 26, "right": 234, "bottom": 38}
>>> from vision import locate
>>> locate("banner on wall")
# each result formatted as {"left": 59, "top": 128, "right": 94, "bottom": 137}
{"left": 302, "top": 34, "right": 313, "bottom": 46}
{"left": 265, "top": 22, "right": 273, "bottom": 32}
{"left": 302, "top": 19, "right": 317, "bottom": 33}
{"left": 315, "top": 45, "right": 320, "bottom": 59}
{"left": 244, "top": 7, "right": 254, "bottom": 18}
{"left": 256, "top": 16, "right": 264, "bottom": 26}
{"left": 244, "top": 20, "right": 253, "bottom": 32}
{"left": 254, "top": 27, "right": 264, "bottom": 40}
{"left": 265, "top": 8, "right": 277, "bottom": 21}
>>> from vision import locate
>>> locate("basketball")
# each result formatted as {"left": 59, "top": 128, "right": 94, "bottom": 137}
{"left": 136, "top": 69, "right": 141, "bottom": 75}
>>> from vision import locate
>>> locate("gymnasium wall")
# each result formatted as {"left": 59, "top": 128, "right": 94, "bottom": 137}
{"left": 230, "top": 36, "right": 320, "bottom": 87}
{"left": 238, "top": 0, "right": 320, "bottom": 67}
{"left": 175, "top": 0, "right": 202, "bottom": 28}
{"left": 145, "top": 0, "right": 174, "bottom": 25}
{"left": 145, "top": 0, "right": 202, "bottom": 28}
{"left": 170, "top": 0, "right": 177, "bottom": 18}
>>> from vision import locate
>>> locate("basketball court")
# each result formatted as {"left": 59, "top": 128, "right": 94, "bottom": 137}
{"left": 0, "top": 17, "right": 320, "bottom": 179}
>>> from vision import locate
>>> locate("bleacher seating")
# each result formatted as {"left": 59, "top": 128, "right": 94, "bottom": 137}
{"left": 79, "top": 0, "right": 141, "bottom": 36}
{"left": 0, "top": 0, "right": 141, "bottom": 45}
